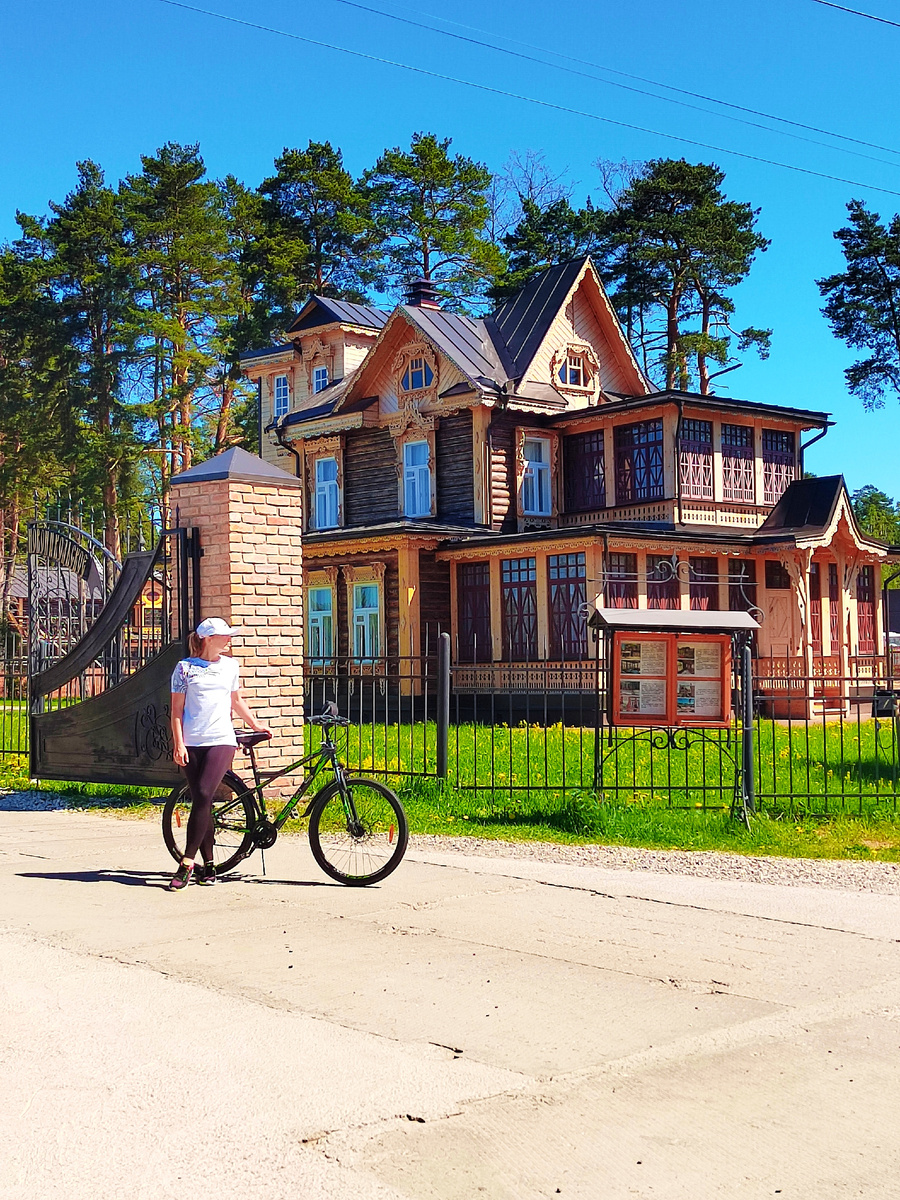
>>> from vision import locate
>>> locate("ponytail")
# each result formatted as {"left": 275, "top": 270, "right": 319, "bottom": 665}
{"left": 187, "top": 630, "right": 203, "bottom": 658}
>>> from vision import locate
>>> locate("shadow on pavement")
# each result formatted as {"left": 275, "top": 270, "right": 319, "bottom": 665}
{"left": 17, "top": 869, "right": 341, "bottom": 889}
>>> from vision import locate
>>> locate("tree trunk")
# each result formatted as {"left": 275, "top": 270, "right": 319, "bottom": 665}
{"left": 698, "top": 290, "right": 712, "bottom": 395}
{"left": 214, "top": 376, "right": 233, "bottom": 454}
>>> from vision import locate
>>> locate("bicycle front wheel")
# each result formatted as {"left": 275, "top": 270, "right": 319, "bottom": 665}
{"left": 308, "top": 777, "right": 408, "bottom": 886}
{"left": 162, "top": 771, "right": 256, "bottom": 875}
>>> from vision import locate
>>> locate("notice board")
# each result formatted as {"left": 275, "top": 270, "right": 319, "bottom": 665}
{"left": 611, "top": 631, "right": 732, "bottom": 727}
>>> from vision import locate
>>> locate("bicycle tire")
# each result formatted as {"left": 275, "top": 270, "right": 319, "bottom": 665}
{"left": 162, "top": 770, "right": 256, "bottom": 875}
{"left": 308, "top": 777, "right": 408, "bottom": 886}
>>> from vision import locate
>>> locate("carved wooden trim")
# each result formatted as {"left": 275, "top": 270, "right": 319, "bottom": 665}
{"left": 393, "top": 341, "right": 439, "bottom": 403}
{"left": 515, "top": 427, "right": 559, "bottom": 520}
{"left": 550, "top": 342, "right": 599, "bottom": 398}
{"left": 390, "top": 425, "right": 437, "bottom": 518}
{"left": 342, "top": 562, "right": 387, "bottom": 656}
{"left": 304, "top": 436, "right": 344, "bottom": 531}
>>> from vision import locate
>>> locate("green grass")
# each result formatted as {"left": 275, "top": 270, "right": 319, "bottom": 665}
{"left": 4, "top": 714, "right": 900, "bottom": 862}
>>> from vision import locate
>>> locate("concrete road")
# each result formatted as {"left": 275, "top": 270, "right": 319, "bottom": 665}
{"left": 2, "top": 811, "right": 900, "bottom": 1199}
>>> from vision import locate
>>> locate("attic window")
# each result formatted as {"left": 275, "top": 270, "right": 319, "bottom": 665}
{"left": 313, "top": 366, "right": 329, "bottom": 393}
{"left": 401, "top": 358, "right": 434, "bottom": 392}
{"left": 554, "top": 346, "right": 596, "bottom": 392}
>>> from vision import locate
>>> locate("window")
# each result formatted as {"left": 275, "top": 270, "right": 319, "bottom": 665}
{"left": 614, "top": 420, "right": 664, "bottom": 503}
{"left": 457, "top": 562, "right": 492, "bottom": 662}
{"left": 273, "top": 375, "right": 289, "bottom": 420}
{"left": 313, "top": 366, "right": 329, "bottom": 394}
{"left": 647, "top": 554, "right": 679, "bottom": 610}
{"left": 558, "top": 354, "right": 585, "bottom": 388}
{"left": 564, "top": 431, "right": 605, "bottom": 512}
{"left": 403, "top": 440, "right": 431, "bottom": 517}
{"left": 689, "top": 557, "right": 719, "bottom": 611}
{"left": 762, "top": 429, "right": 795, "bottom": 505}
{"left": 857, "top": 564, "right": 876, "bottom": 655}
{"left": 548, "top": 553, "right": 587, "bottom": 659}
{"left": 829, "top": 562, "right": 841, "bottom": 649}
{"left": 809, "top": 561, "right": 822, "bottom": 654}
{"left": 314, "top": 457, "right": 339, "bottom": 530}
{"left": 522, "top": 437, "right": 552, "bottom": 516}
{"left": 501, "top": 557, "right": 537, "bottom": 661}
{"left": 605, "top": 552, "right": 638, "bottom": 609}
{"left": 352, "top": 583, "right": 380, "bottom": 659}
{"left": 722, "top": 424, "right": 755, "bottom": 503}
{"left": 679, "top": 419, "right": 713, "bottom": 501}
{"left": 401, "top": 357, "right": 434, "bottom": 391}
{"left": 307, "top": 587, "right": 333, "bottom": 662}
{"left": 765, "top": 560, "right": 792, "bottom": 590}
{"left": 728, "top": 560, "right": 757, "bottom": 612}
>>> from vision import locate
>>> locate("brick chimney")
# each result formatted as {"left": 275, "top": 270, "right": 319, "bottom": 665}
{"left": 404, "top": 277, "right": 441, "bottom": 309}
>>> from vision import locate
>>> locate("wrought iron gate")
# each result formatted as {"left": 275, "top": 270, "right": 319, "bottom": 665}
{"left": 27, "top": 520, "right": 199, "bottom": 786}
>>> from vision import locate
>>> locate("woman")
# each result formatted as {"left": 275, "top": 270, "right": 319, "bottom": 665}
{"left": 168, "top": 617, "right": 271, "bottom": 890}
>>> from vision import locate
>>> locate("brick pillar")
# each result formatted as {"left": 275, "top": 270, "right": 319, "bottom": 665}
{"left": 170, "top": 448, "right": 304, "bottom": 797}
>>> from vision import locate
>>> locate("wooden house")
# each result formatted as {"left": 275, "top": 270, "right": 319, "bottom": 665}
{"left": 240, "top": 259, "right": 897, "bottom": 704}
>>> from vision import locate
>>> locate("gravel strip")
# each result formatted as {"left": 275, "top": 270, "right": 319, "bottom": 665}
{"left": 408, "top": 833, "right": 900, "bottom": 895}
{"left": 4, "top": 790, "right": 900, "bottom": 895}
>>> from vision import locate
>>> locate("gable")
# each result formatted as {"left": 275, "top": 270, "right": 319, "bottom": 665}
{"left": 516, "top": 259, "right": 650, "bottom": 399}
{"left": 339, "top": 309, "right": 474, "bottom": 418}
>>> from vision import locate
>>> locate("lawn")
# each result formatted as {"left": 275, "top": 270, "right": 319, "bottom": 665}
{"left": 4, "top": 715, "right": 900, "bottom": 862}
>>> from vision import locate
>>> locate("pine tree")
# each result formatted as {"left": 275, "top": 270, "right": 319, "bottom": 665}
{"left": 120, "top": 143, "right": 230, "bottom": 494}
{"left": 260, "top": 141, "right": 378, "bottom": 302}
{"left": 490, "top": 197, "right": 601, "bottom": 301}
{"left": 598, "top": 159, "right": 770, "bottom": 392}
{"left": 363, "top": 132, "right": 503, "bottom": 309}
{"left": 818, "top": 200, "right": 900, "bottom": 410}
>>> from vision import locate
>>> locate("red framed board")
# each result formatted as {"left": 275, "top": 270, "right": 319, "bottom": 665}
{"left": 610, "top": 630, "right": 732, "bottom": 728}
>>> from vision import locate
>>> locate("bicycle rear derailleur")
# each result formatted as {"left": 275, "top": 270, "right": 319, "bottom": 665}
{"left": 251, "top": 818, "right": 278, "bottom": 850}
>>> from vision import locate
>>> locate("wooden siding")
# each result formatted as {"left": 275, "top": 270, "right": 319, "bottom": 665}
{"left": 489, "top": 411, "right": 519, "bottom": 533}
{"left": 522, "top": 274, "right": 641, "bottom": 399}
{"left": 344, "top": 426, "right": 397, "bottom": 525}
{"left": 436, "top": 410, "right": 475, "bottom": 524}
{"left": 418, "top": 551, "right": 452, "bottom": 652}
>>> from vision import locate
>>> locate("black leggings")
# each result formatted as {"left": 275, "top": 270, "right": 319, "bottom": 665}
{"left": 182, "top": 745, "right": 236, "bottom": 862}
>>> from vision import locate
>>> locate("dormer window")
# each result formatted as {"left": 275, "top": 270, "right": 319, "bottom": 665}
{"left": 273, "top": 375, "right": 289, "bottom": 419}
{"left": 313, "top": 365, "right": 329, "bottom": 394}
{"left": 401, "top": 357, "right": 434, "bottom": 392}
{"left": 553, "top": 345, "right": 597, "bottom": 393}
{"left": 559, "top": 354, "right": 585, "bottom": 388}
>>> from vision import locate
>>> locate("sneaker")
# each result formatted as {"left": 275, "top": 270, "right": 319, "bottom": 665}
{"left": 168, "top": 861, "right": 193, "bottom": 890}
{"left": 197, "top": 861, "right": 216, "bottom": 886}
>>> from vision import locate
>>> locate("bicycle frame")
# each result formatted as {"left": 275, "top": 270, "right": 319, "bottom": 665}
{"left": 230, "top": 729, "right": 352, "bottom": 829}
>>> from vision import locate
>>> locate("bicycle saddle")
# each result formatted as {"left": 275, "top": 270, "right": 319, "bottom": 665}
{"left": 235, "top": 730, "right": 272, "bottom": 748}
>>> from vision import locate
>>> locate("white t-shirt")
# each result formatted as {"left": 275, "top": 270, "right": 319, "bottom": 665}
{"left": 171, "top": 656, "right": 240, "bottom": 747}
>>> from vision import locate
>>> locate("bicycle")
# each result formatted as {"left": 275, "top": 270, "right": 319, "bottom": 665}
{"left": 161, "top": 707, "right": 409, "bottom": 886}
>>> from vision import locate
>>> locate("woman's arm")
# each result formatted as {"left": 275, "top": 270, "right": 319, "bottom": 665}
{"left": 170, "top": 692, "right": 189, "bottom": 766}
{"left": 231, "top": 689, "right": 272, "bottom": 737}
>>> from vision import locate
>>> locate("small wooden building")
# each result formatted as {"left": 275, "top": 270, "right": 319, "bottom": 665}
{"left": 240, "top": 258, "right": 897, "bottom": 708}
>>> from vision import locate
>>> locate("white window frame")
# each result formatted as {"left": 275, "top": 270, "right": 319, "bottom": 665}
{"left": 313, "top": 365, "right": 329, "bottom": 394}
{"left": 314, "top": 456, "right": 340, "bottom": 530}
{"left": 401, "top": 357, "right": 434, "bottom": 392}
{"left": 522, "top": 436, "right": 552, "bottom": 516}
{"left": 403, "top": 440, "right": 432, "bottom": 518}
{"left": 273, "top": 374, "right": 290, "bottom": 420}
{"left": 307, "top": 586, "right": 334, "bottom": 663}
{"left": 352, "top": 582, "right": 381, "bottom": 660}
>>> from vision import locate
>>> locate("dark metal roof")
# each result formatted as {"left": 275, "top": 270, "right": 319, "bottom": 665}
{"left": 549, "top": 390, "right": 832, "bottom": 428}
{"left": 402, "top": 305, "right": 511, "bottom": 389}
{"left": 240, "top": 343, "right": 296, "bottom": 362}
{"left": 304, "top": 519, "right": 486, "bottom": 544}
{"left": 170, "top": 447, "right": 301, "bottom": 489}
{"left": 754, "top": 475, "right": 853, "bottom": 540}
{"left": 589, "top": 607, "right": 759, "bottom": 632}
{"left": 287, "top": 296, "right": 388, "bottom": 334}
{"left": 492, "top": 257, "right": 587, "bottom": 376}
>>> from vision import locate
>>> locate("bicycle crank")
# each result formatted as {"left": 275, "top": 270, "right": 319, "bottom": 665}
{"left": 251, "top": 818, "right": 278, "bottom": 850}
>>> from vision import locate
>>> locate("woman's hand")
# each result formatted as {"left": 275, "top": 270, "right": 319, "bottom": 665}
{"left": 173, "top": 743, "right": 189, "bottom": 767}
{"left": 251, "top": 725, "right": 273, "bottom": 739}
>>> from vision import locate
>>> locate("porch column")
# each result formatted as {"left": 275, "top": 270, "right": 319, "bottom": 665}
{"left": 396, "top": 539, "right": 421, "bottom": 696}
{"left": 170, "top": 448, "right": 304, "bottom": 797}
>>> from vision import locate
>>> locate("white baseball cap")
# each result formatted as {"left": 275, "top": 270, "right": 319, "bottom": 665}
{"left": 196, "top": 617, "right": 241, "bottom": 638}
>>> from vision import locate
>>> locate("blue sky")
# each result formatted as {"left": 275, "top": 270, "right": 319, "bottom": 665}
{"left": 3, "top": 0, "right": 900, "bottom": 494}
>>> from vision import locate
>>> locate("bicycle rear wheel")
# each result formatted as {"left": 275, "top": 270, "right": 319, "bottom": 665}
{"left": 162, "top": 771, "right": 256, "bottom": 875}
{"left": 308, "top": 777, "right": 408, "bottom": 886}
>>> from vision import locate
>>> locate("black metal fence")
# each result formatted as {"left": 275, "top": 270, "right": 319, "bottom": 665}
{"left": 302, "top": 641, "right": 900, "bottom": 818}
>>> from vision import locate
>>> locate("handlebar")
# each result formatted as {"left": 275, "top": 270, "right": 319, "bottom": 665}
{"left": 307, "top": 714, "right": 352, "bottom": 728}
